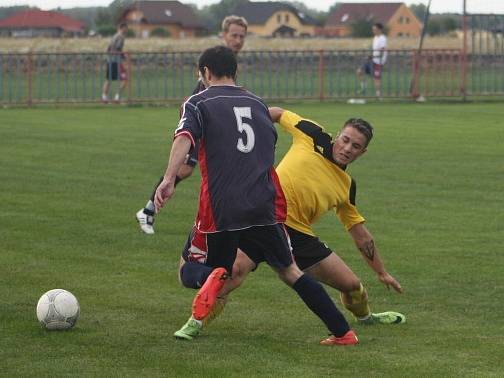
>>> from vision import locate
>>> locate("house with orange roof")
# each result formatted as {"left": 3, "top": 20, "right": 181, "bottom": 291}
{"left": 324, "top": 2, "right": 422, "bottom": 38}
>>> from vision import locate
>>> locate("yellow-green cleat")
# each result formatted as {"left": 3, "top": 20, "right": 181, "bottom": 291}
{"left": 359, "top": 311, "right": 406, "bottom": 325}
{"left": 174, "top": 317, "right": 202, "bottom": 340}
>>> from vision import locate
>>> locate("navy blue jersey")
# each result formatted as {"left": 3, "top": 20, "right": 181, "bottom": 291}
{"left": 179, "top": 80, "right": 206, "bottom": 166}
{"left": 175, "top": 85, "right": 286, "bottom": 232}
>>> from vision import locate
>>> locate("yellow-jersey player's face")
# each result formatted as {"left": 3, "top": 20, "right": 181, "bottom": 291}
{"left": 223, "top": 24, "right": 247, "bottom": 54}
{"left": 332, "top": 127, "right": 368, "bottom": 166}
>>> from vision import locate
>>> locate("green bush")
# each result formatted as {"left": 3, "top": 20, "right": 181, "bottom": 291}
{"left": 150, "top": 27, "right": 170, "bottom": 37}
{"left": 97, "top": 25, "right": 116, "bottom": 37}
{"left": 350, "top": 19, "right": 374, "bottom": 37}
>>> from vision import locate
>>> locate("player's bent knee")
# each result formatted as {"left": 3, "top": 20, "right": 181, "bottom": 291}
{"left": 277, "top": 263, "right": 304, "bottom": 286}
{"left": 343, "top": 278, "right": 362, "bottom": 293}
{"left": 179, "top": 262, "right": 212, "bottom": 289}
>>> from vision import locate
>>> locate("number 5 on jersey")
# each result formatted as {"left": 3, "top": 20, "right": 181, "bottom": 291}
{"left": 233, "top": 107, "right": 255, "bottom": 153}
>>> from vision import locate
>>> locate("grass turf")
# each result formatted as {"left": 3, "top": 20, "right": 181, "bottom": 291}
{"left": 1, "top": 102, "right": 503, "bottom": 377}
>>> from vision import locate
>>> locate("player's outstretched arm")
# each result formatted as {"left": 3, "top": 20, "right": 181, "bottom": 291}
{"left": 268, "top": 107, "right": 285, "bottom": 123}
{"left": 154, "top": 135, "right": 192, "bottom": 211}
{"left": 348, "top": 223, "right": 403, "bottom": 293}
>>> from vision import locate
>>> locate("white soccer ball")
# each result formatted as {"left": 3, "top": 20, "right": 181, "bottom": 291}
{"left": 36, "top": 289, "right": 80, "bottom": 330}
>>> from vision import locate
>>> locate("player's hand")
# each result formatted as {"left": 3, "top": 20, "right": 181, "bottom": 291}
{"left": 154, "top": 178, "right": 175, "bottom": 212}
{"left": 378, "top": 272, "right": 403, "bottom": 293}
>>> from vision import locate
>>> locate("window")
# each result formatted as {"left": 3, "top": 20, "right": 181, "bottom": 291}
{"left": 399, "top": 16, "right": 404, "bottom": 24}
{"left": 406, "top": 17, "right": 410, "bottom": 24}
{"left": 277, "top": 14, "right": 281, "bottom": 23}
{"left": 285, "top": 14, "right": 289, "bottom": 23}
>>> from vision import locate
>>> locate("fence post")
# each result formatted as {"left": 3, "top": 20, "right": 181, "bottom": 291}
{"left": 461, "top": 1, "right": 468, "bottom": 101}
{"left": 318, "top": 49, "right": 325, "bottom": 101}
{"left": 410, "top": 51, "right": 420, "bottom": 98}
{"left": 127, "top": 52, "right": 132, "bottom": 105}
{"left": 27, "top": 51, "right": 33, "bottom": 106}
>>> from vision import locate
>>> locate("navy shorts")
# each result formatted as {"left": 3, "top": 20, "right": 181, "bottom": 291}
{"left": 105, "top": 62, "right": 127, "bottom": 81}
{"left": 241, "top": 225, "right": 332, "bottom": 271}
{"left": 362, "top": 60, "right": 383, "bottom": 79}
{"left": 285, "top": 226, "right": 333, "bottom": 270}
{"left": 182, "top": 224, "right": 294, "bottom": 273}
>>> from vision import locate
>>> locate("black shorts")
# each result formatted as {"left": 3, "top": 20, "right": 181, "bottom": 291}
{"left": 361, "top": 60, "right": 383, "bottom": 79}
{"left": 237, "top": 225, "right": 332, "bottom": 271}
{"left": 285, "top": 226, "right": 333, "bottom": 270}
{"left": 105, "top": 62, "right": 126, "bottom": 81}
{"left": 182, "top": 224, "right": 294, "bottom": 273}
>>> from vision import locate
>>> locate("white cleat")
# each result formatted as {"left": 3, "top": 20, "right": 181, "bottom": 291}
{"left": 136, "top": 209, "right": 155, "bottom": 234}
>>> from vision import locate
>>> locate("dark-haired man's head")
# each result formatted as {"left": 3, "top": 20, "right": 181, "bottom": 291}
{"left": 198, "top": 46, "right": 237, "bottom": 86}
{"left": 332, "top": 118, "right": 373, "bottom": 167}
{"left": 118, "top": 22, "right": 128, "bottom": 33}
{"left": 372, "top": 23, "right": 384, "bottom": 35}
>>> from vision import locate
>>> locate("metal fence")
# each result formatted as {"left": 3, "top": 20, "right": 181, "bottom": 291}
{"left": 0, "top": 49, "right": 503, "bottom": 105}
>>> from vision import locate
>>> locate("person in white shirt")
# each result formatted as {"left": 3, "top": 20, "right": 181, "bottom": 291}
{"left": 357, "top": 23, "right": 387, "bottom": 98}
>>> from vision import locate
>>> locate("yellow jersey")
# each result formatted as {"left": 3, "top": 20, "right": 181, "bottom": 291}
{"left": 276, "top": 110, "right": 365, "bottom": 236}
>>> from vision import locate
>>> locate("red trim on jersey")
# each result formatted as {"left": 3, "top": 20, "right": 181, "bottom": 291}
{"left": 195, "top": 140, "right": 217, "bottom": 232}
{"left": 270, "top": 167, "right": 287, "bottom": 223}
{"left": 174, "top": 131, "right": 195, "bottom": 147}
{"left": 188, "top": 228, "right": 208, "bottom": 264}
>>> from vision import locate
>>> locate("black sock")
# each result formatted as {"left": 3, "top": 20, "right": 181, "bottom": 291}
{"left": 149, "top": 175, "right": 183, "bottom": 203}
{"left": 149, "top": 176, "right": 165, "bottom": 202}
{"left": 292, "top": 274, "right": 350, "bottom": 337}
{"left": 180, "top": 262, "right": 213, "bottom": 289}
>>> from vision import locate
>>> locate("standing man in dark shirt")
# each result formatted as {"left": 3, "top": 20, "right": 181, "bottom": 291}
{"left": 102, "top": 22, "right": 128, "bottom": 103}
{"left": 136, "top": 16, "right": 248, "bottom": 234}
{"left": 155, "top": 46, "right": 358, "bottom": 346}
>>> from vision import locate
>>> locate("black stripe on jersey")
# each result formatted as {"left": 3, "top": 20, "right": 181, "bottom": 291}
{"left": 295, "top": 120, "right": 339, "bottom": 165}
{"left": 349, "top": 179, "right": 357, "bottom": 205}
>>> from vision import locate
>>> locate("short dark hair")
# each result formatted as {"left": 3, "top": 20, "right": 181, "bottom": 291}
{"left": 343, "top": 118, "right": 374, "bottom": 147}
{"left": 198, "top": 45, "right": 237, "bottom": 80}
{"left": 118, "top": 22, "right": 128, "bottom": 29}
{"left": 374, "top": 22, "right": 384, "bottom": 31}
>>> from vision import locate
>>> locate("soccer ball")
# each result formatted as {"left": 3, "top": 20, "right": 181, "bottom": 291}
{"left": 36, "top": 289, "right": 80, "bottom": 330}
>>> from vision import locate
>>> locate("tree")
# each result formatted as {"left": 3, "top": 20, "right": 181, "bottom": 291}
{"left": 328, "top": 2, "right": 342, "bottom": 15}
{"left": 350, "top": 19, "right": 374, "bottom": 38}
{"left": 197, "top": 0, "right": 248, "bottom": 33}
{"left": 109, "top": 0, "right": 135, "bottom": 23}
{"left": 95, "top": 8, "right": 113, "bottom": 27}
{"left": 59, "top": 7, "right": 107, "bottom": 29}
{"left": 427, "top": 15, "right": 459, "bottom": 36}
{"left": 409, "top": 3, "right": 427, "bottom": 21}
{"left": 286, "top": 1, "right": 327, "bottom": 25}
{"left": 0, "top": 6, "right": 32, "bottom": 19}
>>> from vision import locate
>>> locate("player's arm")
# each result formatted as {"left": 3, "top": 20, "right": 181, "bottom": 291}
{"left": 269, "top": 107, "right": 285, "bottom": 123}
{"left": 268, "top": 107, "right": 311, "bottom": 141}
{"left": 348, "top": 223, "right": 403, "bottom": 293}
{"left": 154, "top": 135, "right": 192, "bottom": 211}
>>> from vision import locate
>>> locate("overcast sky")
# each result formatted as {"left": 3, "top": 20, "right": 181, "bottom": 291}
{"left": 0, "top": 0, "right": 503, "bottom": 14}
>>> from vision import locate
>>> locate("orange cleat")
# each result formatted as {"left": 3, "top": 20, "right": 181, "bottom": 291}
{"left": 320, "top": 330, "right": 359, "bottom": 346}
{"left": 192, "top": 267, "right": 228, "bottom": 320}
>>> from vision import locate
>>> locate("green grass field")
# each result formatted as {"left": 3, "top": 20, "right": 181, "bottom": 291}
{"left": 1, "top": 102, "right": 503, "bottom": 377}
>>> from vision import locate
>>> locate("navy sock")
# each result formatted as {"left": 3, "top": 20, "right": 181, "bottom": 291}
{"left": 180, "top": 262, "right": 213, "bottom": 289}
{"left": 292, "top": 274, "right": 350, "bottom": 337}
{"left": 149, "top": 175, "right": 183, "bottom": 203}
